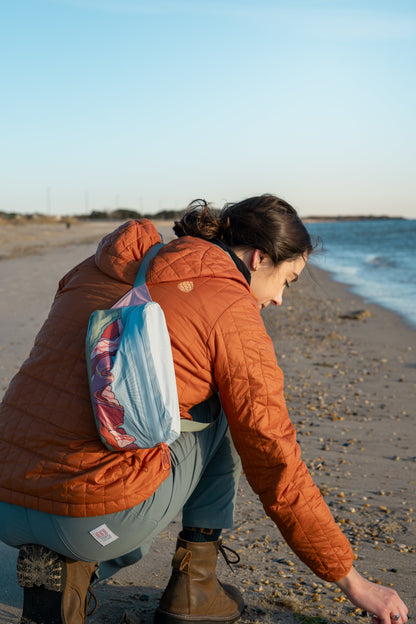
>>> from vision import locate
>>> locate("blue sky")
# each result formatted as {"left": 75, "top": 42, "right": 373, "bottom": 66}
{"left": 2, "top": 0, "right": 416, "bottom": 218}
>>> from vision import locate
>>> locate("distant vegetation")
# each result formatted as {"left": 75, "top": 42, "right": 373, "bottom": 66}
{"left": 0, "top": 207, "right": 186, "bottom": 225}
{"left": 85, "top": 208, "right": 185, "bottom": 221}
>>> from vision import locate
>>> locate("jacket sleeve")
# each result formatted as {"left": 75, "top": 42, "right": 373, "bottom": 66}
{"left": 209, "top": 296, "right": 354, "bottom": 582}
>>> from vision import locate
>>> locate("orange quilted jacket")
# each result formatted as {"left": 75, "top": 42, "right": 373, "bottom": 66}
{"left": 0, "top": 219, "right": 353, "bottom": 581}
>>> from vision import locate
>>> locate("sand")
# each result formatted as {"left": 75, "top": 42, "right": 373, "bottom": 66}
{"left": 0, "top": 222, "right": 414, "bottom": 624}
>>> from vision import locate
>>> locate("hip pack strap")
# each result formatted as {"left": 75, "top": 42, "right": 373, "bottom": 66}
{"left": 134, "top": 242, "right": 165, "bottom": 288}
{"left": 180, "top": 419, "right": 211, "bottom": 432}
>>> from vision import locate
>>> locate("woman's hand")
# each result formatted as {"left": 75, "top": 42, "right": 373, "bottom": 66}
{"left": 335, "top": 567, "right": 408, "bottom": 624}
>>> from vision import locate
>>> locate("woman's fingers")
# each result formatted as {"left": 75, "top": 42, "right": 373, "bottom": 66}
{"left": 365, "top": 591, "right": 408, "bottom": 624}
{"left": 371, "top": 608, "right": 408, "bottom": 624}
{"left": 335, "top": 567, "right": 408, "bottom": 624}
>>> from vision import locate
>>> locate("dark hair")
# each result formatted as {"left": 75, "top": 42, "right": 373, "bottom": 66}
{"left": 173, "top": 194, "right": 313, "bottom": 266}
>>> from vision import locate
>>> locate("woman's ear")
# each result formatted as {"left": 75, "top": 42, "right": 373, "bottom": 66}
{"left": 251, "top": 249, "right": 267, "bottom": 271}
{"left": 236, "top": 248, "right": 267, "bottom": 271}
{"left": 251, "top": 249, "right": 260, "bottom": 271}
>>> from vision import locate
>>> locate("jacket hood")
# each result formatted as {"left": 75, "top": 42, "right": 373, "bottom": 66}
{"left": 95, "top": 218, "right": 162, "bottom": 284}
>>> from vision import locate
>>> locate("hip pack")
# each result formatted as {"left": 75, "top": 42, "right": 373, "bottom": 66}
{"left": 86, "top": 243, "right": 181, "bottom": 451}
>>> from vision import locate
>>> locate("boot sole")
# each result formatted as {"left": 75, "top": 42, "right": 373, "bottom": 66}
{"left": 153, "top": 606, "right": 244, "bottom": 624}
{"left": 17, "top": 545, "right": 66, "bottom": 624}
{"left": 17, "top": 544, "right": 65, "bottom": 591}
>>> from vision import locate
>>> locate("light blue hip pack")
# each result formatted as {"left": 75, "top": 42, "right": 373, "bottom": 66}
{"left": 86, "top": 243, "right": 181, "bottom": 451}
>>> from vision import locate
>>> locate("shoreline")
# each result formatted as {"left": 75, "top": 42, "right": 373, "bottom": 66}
{"left": 309, "top": 254, "right": 416, "bottom": 333}
{"left": 0, "top": 222, "right": 414, "bottom": 623}
{"left": 310, "top": 261, "right": 416, "bottom": 333}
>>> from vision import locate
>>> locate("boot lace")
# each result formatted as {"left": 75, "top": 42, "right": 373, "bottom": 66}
{"left": 87, "top": 585, "right": 98, "bottom": 617}
{"left": 218, "top": 541, "right": 241, "bottom": 571}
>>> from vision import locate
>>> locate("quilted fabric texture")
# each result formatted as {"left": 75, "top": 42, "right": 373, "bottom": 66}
{"left": 0, "top": 219, "right": 353, "bottom": 581}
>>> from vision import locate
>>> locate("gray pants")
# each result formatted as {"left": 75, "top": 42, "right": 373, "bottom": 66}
{"left": 0, "top": 405, "right": 241, "bottom": 581}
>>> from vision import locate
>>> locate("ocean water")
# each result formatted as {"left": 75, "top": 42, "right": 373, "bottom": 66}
{"left": 305, "top": 219, "right": 416, "bottom": 329}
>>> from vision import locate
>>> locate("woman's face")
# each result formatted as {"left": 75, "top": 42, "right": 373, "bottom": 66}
{"left": 249, "top": 251, "right": 307, "bottom": 309}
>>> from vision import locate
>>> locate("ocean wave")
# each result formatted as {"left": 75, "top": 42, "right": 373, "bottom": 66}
{"left": 306, "top": 220, "right": 416, "bottom": 327}
{"left": 365, "top": 254, "right": 397, "bottom": 269}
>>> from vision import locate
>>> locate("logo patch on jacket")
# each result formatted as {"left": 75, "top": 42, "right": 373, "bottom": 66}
{"left": 177, "top": 281, "right": 194, "bottom": 292}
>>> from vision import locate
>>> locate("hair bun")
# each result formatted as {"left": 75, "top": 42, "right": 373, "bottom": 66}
{"left": 173, "top": 200, "right": 221, "bottom": 241}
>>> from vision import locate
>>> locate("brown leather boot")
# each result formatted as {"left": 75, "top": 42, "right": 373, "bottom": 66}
{"left": 154, "top": 538, "right": 244, "bottom": 624}
{"left": 17, "top": 544, "right": 99, "bottom": 624}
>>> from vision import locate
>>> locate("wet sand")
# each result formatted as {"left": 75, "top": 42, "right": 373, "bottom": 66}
{"left": 0, "top": 221, "right": 414, "bottom": 624}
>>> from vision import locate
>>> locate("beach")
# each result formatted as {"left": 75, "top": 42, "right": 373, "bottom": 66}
{"left": 0, "top": 221, "right": 414, "bottom": 624}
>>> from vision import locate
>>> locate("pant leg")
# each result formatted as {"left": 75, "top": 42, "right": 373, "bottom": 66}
{"left": 182, "top": 421, "right": 241, "bottom": 529}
